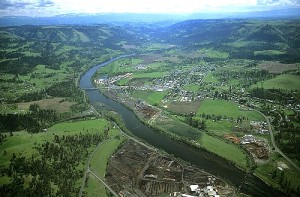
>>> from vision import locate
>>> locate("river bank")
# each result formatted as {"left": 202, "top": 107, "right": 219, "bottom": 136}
{"left": 79, "top": 55, "right": 285, "bottom": 196}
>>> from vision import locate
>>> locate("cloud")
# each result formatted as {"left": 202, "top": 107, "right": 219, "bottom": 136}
{"left": 38, "top": 0, "right": 54, "bottom": 7}
{"left": 0, "top": 0, "right": 33, "bottom": 9}
{"left": 257, "top": 0, "right": 300, "bottom": 6}
{"left": 0, "top": 0, "right": 300, "bottom": 17}
{"left": 0, "top": 0, "right": 53, "bottom": 10}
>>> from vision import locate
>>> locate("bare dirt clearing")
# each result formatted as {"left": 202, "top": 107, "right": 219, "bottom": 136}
{"left": 259, "top": 61, "right": 299, "bottom": 74}
{"left": 17, "top": 97, "right": 75, "bottom": 113}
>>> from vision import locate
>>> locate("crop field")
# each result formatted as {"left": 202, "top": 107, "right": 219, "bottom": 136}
{"left": 199, "top": 133, "right": 247, "bottom": 168}
{"left": 254, "top": 74, "right": 300, "bottom": 90}
{"left": 166, "top": 101, "right": 201, "bottom": 114}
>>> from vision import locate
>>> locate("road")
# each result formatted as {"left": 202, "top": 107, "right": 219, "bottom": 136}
{"left": 255, "top": 109, "right": 300, "bottom": 172}
{"left": 78, "top": 104, "right": 156, "bottom": 197}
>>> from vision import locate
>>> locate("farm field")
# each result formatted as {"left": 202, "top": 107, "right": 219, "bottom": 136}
{"left": 197, "top": 99, "right": 264, "bottom": 121}
{"left": 259, "top": 61, "right": 299, "bottom": 74}
{"left": 199, "top": 133, "right": 248, "bottom": 168}
{"left": 166, "top": 101, "right": 201, "bottom": 114}
{"left": 17, "top": 97, "right": 75, "bottom": 113}
{"left": 253, "top": 74, "right": 300, "bottom": 90}
{"left": 132, "top": 90, "right": 168, "bottom": 105}
{"left": 205, "top": 120, "right": 234, "bottom": 136}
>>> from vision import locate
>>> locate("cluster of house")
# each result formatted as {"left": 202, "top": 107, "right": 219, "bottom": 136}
{"left": 250, "top": 121, "right": 269, "bottom": 134}
{"left": 94, "top": 73, "right": 132, "bottom": 85}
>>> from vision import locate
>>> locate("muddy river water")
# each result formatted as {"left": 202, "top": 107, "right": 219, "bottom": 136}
{"left": 79, "top": 55, "right": 283, "bottom": 197}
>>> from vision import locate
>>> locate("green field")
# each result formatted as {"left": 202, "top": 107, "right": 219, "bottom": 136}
{"left": 85, "top": 175, "right": 108, "bottom": 197}
{"left": 183, "top": 84, "right": 200, "bottom": 92}
{"left": 199, "top": 133, "right": 248, "bottom": 168}
{"left": 160, "top": 119, "right": 201, "bottom": 139}
{"left": 253, "top": 74, "right": 300, "bottom": 90}
{"left": 0, "top": 118, "right": 113, "bottom": 168}
{"left": 86, "top": 137, "right": 125, "bottom": 197}
{"left": 167, "top": 101, "right": 201, "bottom": 114}
{"left": 0, "top": 117, "right": 124, "bottom": 197}
{"left": 255, "top": 153, "right": 300, "bottom": 192}
{"left": 132, "top": 90, "right": 168, "bottom": 105}
{"left": 203, "top": 48, "right": 229, "bottom": 59}
{"left": 203, "top": 73, "right": 219, "bottom": 83}
{"left": 197, "top": 99, "right": 264, "bottom": 121}
{"left": 133, "top": 71, "right": 168, "bottom": 79}
{"left": 146, "top": 91, "right": 168, "bottom": 105}
{"left": 205, "top": 120, "right": 234, "bottom": 136}
{"left": 90, "top": 138, "right": 124, "bottom": 178}
{"left": 99, "top": 58, "right": 143, "bottom": 75}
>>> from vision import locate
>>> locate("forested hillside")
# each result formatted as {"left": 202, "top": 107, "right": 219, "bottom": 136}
{"left": 154, "top": 19, "right": 300, "bottom": 62}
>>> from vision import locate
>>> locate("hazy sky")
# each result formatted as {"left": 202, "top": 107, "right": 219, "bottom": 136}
{"left": 0, "top": 0, "right": 300, "bottom": 17}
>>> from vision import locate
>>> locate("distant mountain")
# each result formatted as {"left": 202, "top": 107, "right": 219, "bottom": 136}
{"left": 154, "top": 19, "right": 300, "bottom": 62}
{"left": 1, "top": 7, "right": 300, "bottom": 27}
{"left": 0, "top": 24, "right": 146, "bottom": 51}
{"left": 246, "top": 24, "right": 287, "bottom": 43}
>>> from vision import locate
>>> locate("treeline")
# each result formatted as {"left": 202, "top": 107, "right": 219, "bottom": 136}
{"left": 14, "top": 80, "right": 84, "bottom": 103}
{"left": 0, "top": 132, "right": 105, "bottom": 197}
{"left": 276, "top": 122, "right": 300, "bottom": 162}
{"left": 214, "top": 69, "right": 271, "bottom": 88}
{"left": 46, "top": 81, "right": 84, "bottom": 102}
{"left": 184, "top": 112, "right": 206, "bottom": 130}
{"left": 250, "top": 87, "right": 298, "bottom": 104}
{"left": 0, "top": 104, "right": 58, "bottom": 133}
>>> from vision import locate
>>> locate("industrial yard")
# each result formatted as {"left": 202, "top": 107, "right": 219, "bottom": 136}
{"left": 105, "top": 140, "right": 236, "bottom": 197}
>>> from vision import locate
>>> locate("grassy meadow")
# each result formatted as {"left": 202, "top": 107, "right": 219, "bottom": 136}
{"left": 199, "top": 133, "right": 248, "bottom": 168}
{"left": 197, "top": 99, "right": 264, "bottom": 121}
{"left": 253, "top": 74, "right": 300, "bottom": 90}
{"left": 0, "top": 118, "right": 116, "bottom": 171}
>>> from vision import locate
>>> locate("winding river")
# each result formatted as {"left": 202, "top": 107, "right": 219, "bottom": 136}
{"left": 79, "top": 55, "right": 284, "bottom": 197}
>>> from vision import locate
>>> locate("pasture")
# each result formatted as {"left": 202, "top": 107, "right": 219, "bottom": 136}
{"left": 166, "top": 101, "right": 201, "bottom": 114}
{"left": 197, "top": 99, "right": 264, "bottom": 121}
{"left": 254, "top": 74, "right": 300, "bottom": 90}
{"left": 199, "top": 133, "right": 248, "bottom": 168}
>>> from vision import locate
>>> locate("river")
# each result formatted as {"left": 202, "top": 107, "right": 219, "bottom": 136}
{"left": 79, "top": 55, "right": 284, "bottom": 197}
